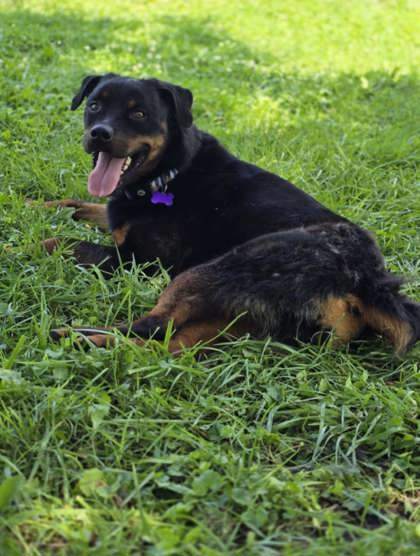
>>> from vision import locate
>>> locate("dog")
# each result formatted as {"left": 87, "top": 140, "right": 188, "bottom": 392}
{"left": 44, "top": 74, "right": 420, "bottom": 354}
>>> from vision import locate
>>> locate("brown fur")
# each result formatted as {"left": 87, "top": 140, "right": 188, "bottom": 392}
{"left": 81, "top": 318, "right": 243, "bottom": 354}
{"left": 166, "top": 318, "right": 235, "bottom": 353}
{"left": 50, "top": 326, "right": 71, "bottom": 339}
{"left": 42, "top": 237, "right": 61, "bottom": 254}
{"left": 44, "top": 199, "right": 109, "bottom": 231}
{"left": 112, "top": 224, "right": 131, "bottom": 246}
{"left": 319, "top": 294, "right": 413, "bottom": 353}
{"left": 126, "top": 122, "right": 168, "bottom": 174}
{"left": 319, "top": 295, "right": 365, "bottom": 344}
{"left": 84, "top": 333, "right": 116, "bottom": 348}
{"left": 146, "top": 270, "right": 206, "bottom": 327}
{"left": 71, "top": 204, "right": 108, "bottom": 230}
{"left": 362, "top": 306, "right": 412, "bottom": 355}
{"left": 126, "top": 129, "right": 167, "bottom": 157}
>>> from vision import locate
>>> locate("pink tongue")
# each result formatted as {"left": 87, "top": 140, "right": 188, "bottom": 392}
{"left": 88, "top": 152, "right": 126, "bottom": 197}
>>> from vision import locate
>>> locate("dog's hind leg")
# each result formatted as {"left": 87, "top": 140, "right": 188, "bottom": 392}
{"left": 43, "top": 199, "right": 109, "bottom": 231}
{"left": 52, "top": 264, "right": 243, "bottom": 347}
{"left": 121, "top": 267, "right": 215, "bottom": 340}
{"left": 65, "top": 317, "right": 243, "bottom": 354}
{"left": 166, "top": 318, "right": 245, "bottom": 353}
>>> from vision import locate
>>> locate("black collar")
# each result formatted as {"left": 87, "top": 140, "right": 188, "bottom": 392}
{"left": 113, "top": 168, "right": 179, "bottom": 201}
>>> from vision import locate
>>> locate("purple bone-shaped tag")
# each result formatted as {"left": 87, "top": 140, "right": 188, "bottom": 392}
{"left": 151, "top": 191, "right": 174, "bottom": 206}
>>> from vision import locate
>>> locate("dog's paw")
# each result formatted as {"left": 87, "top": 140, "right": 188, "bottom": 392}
{"left": 51, "top": 326, "right": 108, "bottom": 340}
{"left": 43, "top": 199, "right": 84, "bottom": 209}
{"left": 50, "top": 327, "right": 116, "bottom": 349}
{"left": 42, "top": 238, "right": 62, "bottom": 254}
{"left": 50, "top": 328, "right": 67, "bottom": 341}
{"left": 80, "top": 333, "right": 116, "bottom": 348}
{"left": 131, "top": 316, "right": 167, "bottom": 340}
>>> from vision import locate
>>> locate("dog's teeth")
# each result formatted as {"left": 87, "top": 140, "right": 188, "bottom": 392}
{"left": 122, "top": 158, "right": 131, "bottom": 172}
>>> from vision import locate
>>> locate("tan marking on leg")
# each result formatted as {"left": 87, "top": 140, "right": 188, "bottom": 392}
{"left": 319, "top": 295, "right": 364, "bottom": 345}
{"left": 72, "top": 205, "right": 108, "bottom": 230}
{"left": 43, "top": 199, "right": 85, "bottom": 209}
{"left": 43, "top": 199, "right": 109, "bottom": 231}
{"left": 50, "top": 327, "right": 70, "bottom": 339}
{"left": 112, "top": 224, "right": 131, "bottom": 246}
{"left": 51, "top": 325, "right": 112, "bottom": 341}
{"left": 146, "top": 269, "right": 207, "bottom": 328}
{"left": 147, "top": 300, "right": 194, "bottom": 329}
{"left": 84, "top": 332, "right": 148, "bottom": 349}
{"left": 167, "top": 317, "right": 248, "bottom": 354}
{"left": 52, "top": 315, "right": 250, "bottom": 353}
{"left": 86, "top": 334, "right": 116, "bottom": 348}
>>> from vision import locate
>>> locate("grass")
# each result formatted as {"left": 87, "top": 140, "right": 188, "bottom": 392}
{"left": 0, "top": 0, "right": 419, "bottom": 554}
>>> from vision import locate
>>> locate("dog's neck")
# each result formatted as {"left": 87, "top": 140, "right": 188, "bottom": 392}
{"left": 111, "top": 126, "right": 202, "bottom": 202}
{"left": 162, "top": 124, "right": 202, "bottom": 173}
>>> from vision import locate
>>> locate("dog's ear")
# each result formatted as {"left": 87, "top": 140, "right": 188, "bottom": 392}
{"left": 157, "top": 81, "right": 193, "bottom": 128}
{"left": 71, "top": 74, "right": 116, "bottom": 111}
{"left": 71, "top": 75, "right": 102, "bottom": 111}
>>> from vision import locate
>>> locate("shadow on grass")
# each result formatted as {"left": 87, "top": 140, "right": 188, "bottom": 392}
{"left": 1, "top": 7, "right": 418, "bottom": 131}
{"left": 0, "top": 8, "right": 418, "bottom": 250}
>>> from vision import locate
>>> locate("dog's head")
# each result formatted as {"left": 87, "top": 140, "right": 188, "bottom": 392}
{"left": 71, "top": 74, "right": 194, "bottom": 197}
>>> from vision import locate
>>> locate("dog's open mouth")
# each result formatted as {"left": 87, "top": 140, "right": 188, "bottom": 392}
{"left": 88, "top": 146, "right": 149, "bottom": 197}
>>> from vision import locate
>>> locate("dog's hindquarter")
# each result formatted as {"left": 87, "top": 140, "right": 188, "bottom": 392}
{"left": 201, "top": 223, "right": 375, "bottom": 342}
{"left": 154, "top": 222, "right": 418, "bottom": 353}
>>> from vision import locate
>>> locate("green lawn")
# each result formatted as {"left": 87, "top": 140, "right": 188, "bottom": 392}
{"left": 0, "top": 0, "right": 419, "bottom": 554}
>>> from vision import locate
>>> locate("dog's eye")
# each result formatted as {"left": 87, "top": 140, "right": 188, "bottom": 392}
{"left": 88, "top": 101, "right": 100, "bottom": 112}
{"left": 131, "top": 110, "right": 146, "bottom": 120}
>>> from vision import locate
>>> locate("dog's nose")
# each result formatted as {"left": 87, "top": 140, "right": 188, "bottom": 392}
{"left": 90, "top": 124, "right": 113, "bottom": 142}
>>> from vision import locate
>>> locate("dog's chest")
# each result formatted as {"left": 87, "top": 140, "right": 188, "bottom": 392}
{"left": 107, "top": 200, "right": 188, "bottom": 268}
{"left": 107, "top": 190, "right": 230, "bottom": 272}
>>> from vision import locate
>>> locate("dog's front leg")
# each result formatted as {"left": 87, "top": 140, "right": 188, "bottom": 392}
{"left": 43, "top": 199, "right": 109, "bottom": 231}
{"left": 43, "top": 238, "right": 122, "bottom": 274}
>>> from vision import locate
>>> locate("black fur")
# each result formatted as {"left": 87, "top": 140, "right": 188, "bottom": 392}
{"left": 65, "top": 75, "right": 419, "bottom": 352}
{"left": 71, "top": 74, "right": 115, "bottom": 111}
{"left": 107, "top": 130, "right": 345, "bottom": 274}
{"left": 166, "top": 222, "right": 418, "bottom": 345}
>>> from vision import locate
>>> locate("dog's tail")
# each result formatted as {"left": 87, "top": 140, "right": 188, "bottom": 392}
{"left": 357, "top": 273, "right": 420, "bottom": 355}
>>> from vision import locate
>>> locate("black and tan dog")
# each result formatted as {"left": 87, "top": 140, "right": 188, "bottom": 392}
{"left": 45, "top": 74, "right": 419, "bottom": 354}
